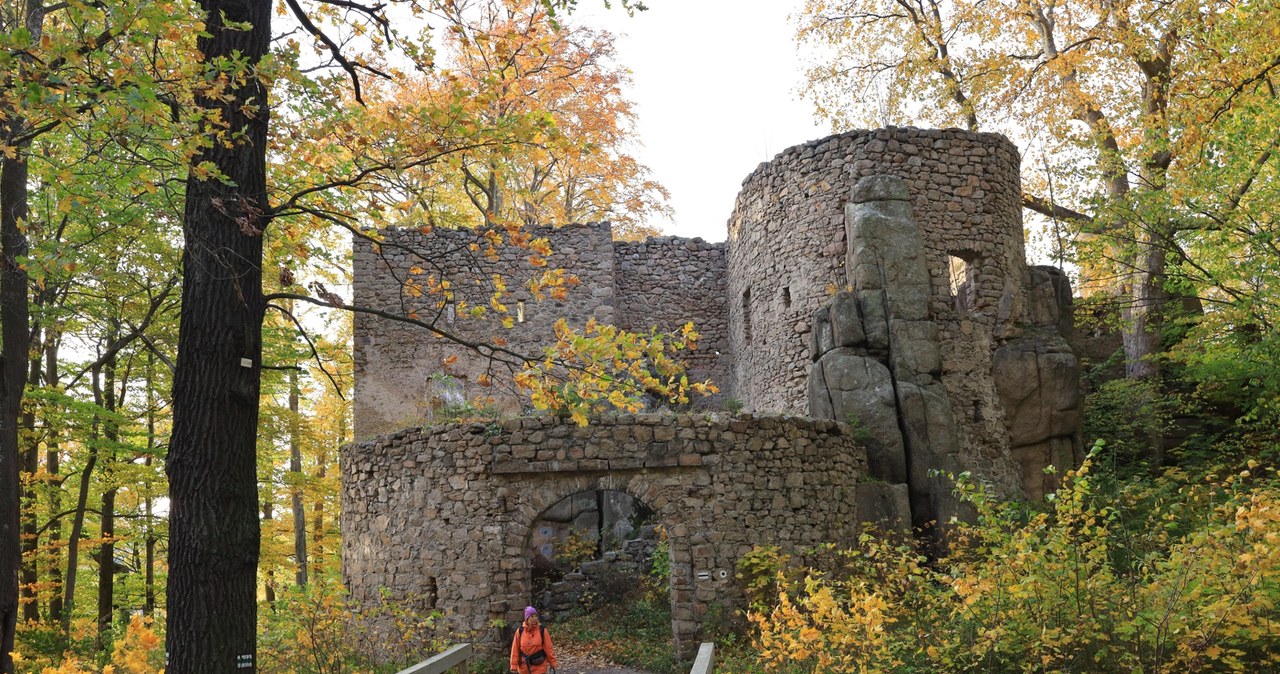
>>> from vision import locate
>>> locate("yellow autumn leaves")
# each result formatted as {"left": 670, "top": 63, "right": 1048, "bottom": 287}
{"left": 753, "top": 578, "right": 898, "bottom": 672}
{"left": 746, "top": 450, "right": 1280, "bottom": 673}
{"left": 515, "top": 318, "right": 717, "bottom": 426}
{"left": 22, "top": 616, "right": 164, "bottom": 674}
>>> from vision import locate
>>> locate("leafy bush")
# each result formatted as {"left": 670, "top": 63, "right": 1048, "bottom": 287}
{"left": 13, "top": 615, "right": 164, "bottom": 674}
{"left": 556, "top": 528, "right": 598, "bottom": 572}
{"left": 258, "top": 580, "right": 446, "bottom": 674}
{"left": 746, "top": 444, "right": 1280, "bottom": 672}
{"left": 736, "top": 545, "right": 795, "bottom": 611}
{"left": 1083, "top": 377, "right": 1177, "bottom": 474}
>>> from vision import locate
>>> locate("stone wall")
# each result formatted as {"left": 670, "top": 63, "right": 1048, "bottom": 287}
{"left": 340, "top": 413, "right": 867, "bottom": 656}
{"left": 613, "top": 237, "right": 730, "bottom": 404}
{"left": 353, "top": 126, "right": 1083, "bottom": 493}
{"left": 353, "top": 223, "right": 618, "bottom": 437}
{"left": 727, "top": 127, "right": 1052, "bottom": 495}
{"left": 354, "top": 224, "right": 731, "bottom": 439}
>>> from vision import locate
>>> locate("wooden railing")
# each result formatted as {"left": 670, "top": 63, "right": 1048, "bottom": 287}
{"left": 394, "top": 643, "right": 474, "bottom": 674}
{"left": 396, "top": 640, "right": 713, "bottom": 674}
{"left": 689, "top": 642, "right": 715, "bottom": 674}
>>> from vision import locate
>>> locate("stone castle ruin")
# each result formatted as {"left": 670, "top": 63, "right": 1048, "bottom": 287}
{"left": 343, "top": 127, "right": 1082, "bottom": 655}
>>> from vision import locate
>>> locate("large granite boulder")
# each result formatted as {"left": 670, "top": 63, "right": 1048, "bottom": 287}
{"left": 809, "top": 174, "right": 1081, "bottom": 532}
{"left": 808, "top": 175, "right": 967, "bottom": 533}
{"left": 810, "top": 347, "right": 906, "bottom": 483}
{"left": 993, "top": 333, "right": 1082, "bottom": 499}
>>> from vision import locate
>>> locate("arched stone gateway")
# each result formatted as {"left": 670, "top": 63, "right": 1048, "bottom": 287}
{"left": 341, "top": 413, "right": 867, "bottom": 657}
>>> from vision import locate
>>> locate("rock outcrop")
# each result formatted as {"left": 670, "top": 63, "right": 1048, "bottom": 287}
{"left": 992, "top": 266, "right": 1083, "bottom": 500}
{"left": 809, "top": 176, "right": 966, "bottom": 532}
{"left": 810, "top": 176, "right": 1081, "bottom": 529}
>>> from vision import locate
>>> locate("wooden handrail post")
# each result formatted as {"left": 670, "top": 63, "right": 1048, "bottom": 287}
{"left": 394, "top": 643, "right": 475, "bottom": 674}
{"left": 689, "top": 642, "right": 715, "bottom": 674}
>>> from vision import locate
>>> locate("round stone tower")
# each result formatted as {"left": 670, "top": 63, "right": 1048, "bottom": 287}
{"left": 727, "top": 127, "right": 1043, "bottom": 495}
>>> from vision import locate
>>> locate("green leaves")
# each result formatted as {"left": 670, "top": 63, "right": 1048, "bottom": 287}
{"left": 748, "top": 450, "right": 1280, "bottom": 673}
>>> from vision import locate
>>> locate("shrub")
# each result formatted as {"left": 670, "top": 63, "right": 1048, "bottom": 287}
{"left": 12, "top": 616, "right": 164, "bottom": 674}
{"left": 1083, "top": 378, "right": 1176, "bottom": 474}
{"left": 557, "top": 528, "right": 597, "bottom": 572}
{"left": 258, "top": 580, "right": 446, "bottom": 674}
{"left": 747, "top": 444, "right": 1280, "bottom": 673}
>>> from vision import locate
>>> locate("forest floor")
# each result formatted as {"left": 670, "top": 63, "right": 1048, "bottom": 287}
{"left": 554, "top": 649, "right": 658, "bottom": 674}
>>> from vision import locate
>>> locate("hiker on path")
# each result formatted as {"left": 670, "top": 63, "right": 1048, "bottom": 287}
{"left": 510, "top": 605, "right": 559, "bottom": 674}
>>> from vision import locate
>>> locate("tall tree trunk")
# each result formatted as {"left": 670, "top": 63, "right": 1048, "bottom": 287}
{"left": 311, "top": 445, "right": 326, "bottom": 581}
{"left": 95, "top": 337, "right": 118, "bottom": 650}
{"left": 1123, "top": 55, "right": 1173, "bottom": 465}
{"left": 1, "top": 136, "right": 32, "bottom": 674}
{"left": 165, "top": 0, "right": 271, "bottom": 670}
{"left": 2, "top": 3, "right": 44, "bottom": 664}
{"left": 19, "top": 324, "right": 41, "bottom": 622}
{"left": 1123, "top": 211, "right": 1170, "bottom": 466}
{"left": 44, "top": 333, "right": 62, "bottom": 624}
{"left": 62, "top": 365, "right": 102, "bottom": 635}
{"left": 289, "top": 369, "right": 307, "bottom": 586}
{"left": 143, "top": 351, "right": 156, "bottom": 617}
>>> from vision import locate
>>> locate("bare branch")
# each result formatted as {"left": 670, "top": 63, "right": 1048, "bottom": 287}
{"left": 283, "top": 0, "right": 391, "bottom": 105}
{"left": 260, "top": 291, "right": 541, "bottom": 369}
{"left": 265, "top": 302, "right": 347, "bottom": 400}
{"left": 1022, "top": 193, "right": 1092, "bottom": 223}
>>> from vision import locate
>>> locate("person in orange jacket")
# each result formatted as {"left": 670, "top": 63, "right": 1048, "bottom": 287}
{"left": 510, "top": 605, "right": 558, "bottom": 674}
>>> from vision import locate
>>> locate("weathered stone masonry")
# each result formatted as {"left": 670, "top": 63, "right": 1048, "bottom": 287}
{"left": 341, "top": 413, "right": 866, "bottom": 655}
{"left": 355, "top": 128, "right": 1080, "bottom": 504}
{"left": 346, "top": 126, "right": 1083, "bottom": 653}
{"left": 353, "top": 224, "right": 730, "bottom": 438}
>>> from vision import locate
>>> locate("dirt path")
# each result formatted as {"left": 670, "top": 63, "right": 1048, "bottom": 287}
{"left": 549, "top": 650, "right": 659, "bottom": 674}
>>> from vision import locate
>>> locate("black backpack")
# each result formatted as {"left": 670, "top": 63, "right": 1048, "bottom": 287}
{"left": 516, "top": 624, "right": 547, "bottom": 667}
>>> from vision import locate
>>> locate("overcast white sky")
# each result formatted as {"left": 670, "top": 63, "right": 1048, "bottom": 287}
{"left": 571, "top": 1, "right": 828, "bottom": 242}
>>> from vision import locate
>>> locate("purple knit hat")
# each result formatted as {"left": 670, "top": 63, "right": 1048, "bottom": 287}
{"left": 524, "top": 606, "right": 538, "bottom": 621}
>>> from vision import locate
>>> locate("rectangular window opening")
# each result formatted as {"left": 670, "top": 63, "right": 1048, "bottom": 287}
{"left": 948, "top": 254, "right": 980, "bottom": 313}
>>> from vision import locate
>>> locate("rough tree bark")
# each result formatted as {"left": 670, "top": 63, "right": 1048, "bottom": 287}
{"left": 1, "top": 145, "right": 32, "bottom": 674}
{"left": 96, "top": 338, "right": 118, "bottom": 649}
{"left": 289, "top": 368, "right": 308, "bottom": 586}
{"left": 164, "top": 0, "right": 271, "bottom": 670}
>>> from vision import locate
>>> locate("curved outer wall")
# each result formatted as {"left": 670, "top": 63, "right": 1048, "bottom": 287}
{"left": 728, "top": 127, "right": 1027, "bottom": 488}
{"left": 341, "top": 414, "right": 866, "bottom": 656}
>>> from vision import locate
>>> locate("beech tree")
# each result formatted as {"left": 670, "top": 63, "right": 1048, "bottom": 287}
{"left": 422, "top": 0, "right": 670, "bottom": 238}
{"left": 168, "top": 0, "right": 694, "bottom": 668}
{"left": 1, "top": 0, "right": 193, "bottom": 666}
{"left": 795, "top": 0, "right": 1280, "bottom": 452}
